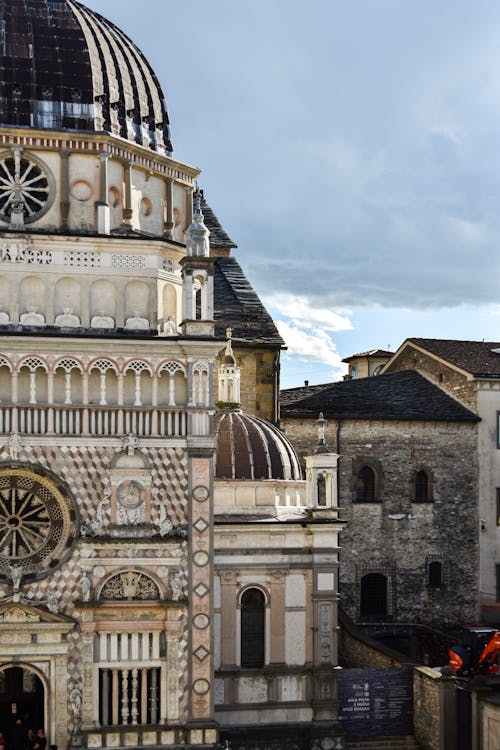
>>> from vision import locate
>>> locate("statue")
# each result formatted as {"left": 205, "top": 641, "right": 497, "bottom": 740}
{"left": 123, "top": 432, "right": 139, "bottom": 456}
{"left": 7, "top": 432, "right": 21, "bottom": 461}
{"left": 169, "top": 571, "right": 183, "bottom": 601}
{"left": 9, "top": 565, "right": 22, "bottom": 593}
{"left": 70, "top": 686, "right": 82, "bottom": 717}
{"left": 81, "top": 574, "right": 91, "bottom": 602}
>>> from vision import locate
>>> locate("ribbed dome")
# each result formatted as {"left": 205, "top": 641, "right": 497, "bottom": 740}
{"left": 214, "top": 411, "right": 302, "bottom": 481}
{"left": 0, "top": 0, "right": 172, "bottom": 154}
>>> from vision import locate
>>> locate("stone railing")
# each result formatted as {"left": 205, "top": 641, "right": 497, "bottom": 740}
{"left": 0, "top": 404, "right": 188, "bottom": 438}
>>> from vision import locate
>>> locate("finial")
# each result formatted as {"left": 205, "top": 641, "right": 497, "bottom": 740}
{"left": 315, "top": 412, "right": 328, "bottom": 453}
{"left": 226, "top": 326, "right": 232, "bottom": 340}
{"left": 193, "top": 186, "right": 202, "bottom": 216}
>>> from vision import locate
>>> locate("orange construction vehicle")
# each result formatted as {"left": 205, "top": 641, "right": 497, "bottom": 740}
{"left": 448, "top": 626, "right": 500, "bottom": 677}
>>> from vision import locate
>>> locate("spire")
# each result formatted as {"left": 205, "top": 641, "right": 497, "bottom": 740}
{"left": 218, "top": 328, "right": 241, "bottom": 407}
{"left": 186, "top": 187, "right": 210, "bottom": 257}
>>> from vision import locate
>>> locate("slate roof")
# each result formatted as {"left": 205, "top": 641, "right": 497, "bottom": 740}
{"left": 281, "top": 370, "right": 479, "bottom": 422}
{"left": 214, "top": 257, "right": 284, "bottom": 347}
{"left": 200, "top": 193, "right": 237, "bottom": 249}
{"left": 280, "top": 382, "right": 333, "bottom": 407}
{"left": 407, "top": 338, "right": 500, "bottom": 378}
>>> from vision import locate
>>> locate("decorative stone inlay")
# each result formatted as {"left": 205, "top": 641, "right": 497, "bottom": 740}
{"left": 192, "top": 613, "right": 209, "bottom": 630}
{"left": 193, "top": 518, "right": 208, "bottom": 533}
{"left": 100, "top": 571, "right": 160, "bottom": 601}
{"left": 194, "top": 583, "right": 208, "bottom": 598}
{"left": 0, "top": 465, "right": 77, "bottom": 581}
{"left": 192, "top": 485, "right": 209, "bottom": 502}
{"left": 0, "top": 241, "right": 53, "bottom": 265}
{"left": 111, "top": 254, "right": 147, "bottom": 269}
{"left": 192, "top": 678, "right": 210, "bottom": 695}
{"left": 194, "top": 645, "right": 209, "bottom": 662}
{"left": 64, "top": 251, "right": 101, "bottom": 268}
{"left": 193, "top": 550, "right": 209, "bottom": 567}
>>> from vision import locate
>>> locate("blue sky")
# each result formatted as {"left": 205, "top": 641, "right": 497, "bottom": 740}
{"left": 85, "top": 0, "right": 500, "bottom": 387}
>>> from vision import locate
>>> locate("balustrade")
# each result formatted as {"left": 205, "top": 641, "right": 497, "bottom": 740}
{"left": 0, "top": 404, "right": 188, "bottom": 437}
{"left": 99, "top": 666, "right": 161, "bottom": 727}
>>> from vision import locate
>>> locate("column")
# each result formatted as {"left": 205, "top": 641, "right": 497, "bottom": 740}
{"left": 99, "top": 669, "right": 108, "bottom": 727}
{"left": 60, "top": 149, "right": 70, "bottom": 229}
{"left": 164, "top": 177, "right": 174, "bottom": 239}
{"left": 131, "top": 668, "right": 139, "bottom": 725}
{"left": 112, "top": 669, "right": 119, "bottom": 726}
{"left": 123, "top": 162, "right": 133, "bottom": 226}
{"left": 121, "top": 669, "right": 129, "bottom": 725}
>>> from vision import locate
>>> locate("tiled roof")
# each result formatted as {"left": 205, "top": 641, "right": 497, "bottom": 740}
{"left": 280, "top": 383, "right": 333, "bottom": 406}
{"left": 281, "top": 370, "right": 479, "bottom": 422}
{"left": 342, "top": 348, "right": 393, "bottom": 363}
{"left": 200, "top": 193, "right": 237, "bottom": 249}
{"left": 406, "top": 338, "right": 500, "bottom": 378}
{"left": 214, "top": 257, "right": 284, "bottom": 347}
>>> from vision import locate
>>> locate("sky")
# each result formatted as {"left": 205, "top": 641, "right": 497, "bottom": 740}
{"left": 85, "top": 0, "right": 500, "bottom": 388}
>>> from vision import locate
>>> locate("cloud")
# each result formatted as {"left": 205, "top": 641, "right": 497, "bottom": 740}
{"left": 265, "top": 294, "right": 353, "bottom": 332}
{"left": 274, "top": 320, "right": 346, "bottom": 374}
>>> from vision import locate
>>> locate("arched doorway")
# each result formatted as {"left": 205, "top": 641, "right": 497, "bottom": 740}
{"left": 0, "top": 666, "right": 45, "bottom": 735}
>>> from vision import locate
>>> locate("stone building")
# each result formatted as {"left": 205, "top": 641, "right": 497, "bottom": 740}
{"left": 342, "top": 349, "right": 393, "bottom": 380}
{"left": 384, "top": 337, "right": 500, "bottom": 623}
{"left": 0, "top": 2, "right": 344, "bottom": 749}
{"left": 281, "top": 370, "right": 481, "bottom": 625}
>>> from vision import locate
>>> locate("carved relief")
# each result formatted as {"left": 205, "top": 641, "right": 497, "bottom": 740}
{"left": 100, "top": 571, "right": 160, "bottom": 601}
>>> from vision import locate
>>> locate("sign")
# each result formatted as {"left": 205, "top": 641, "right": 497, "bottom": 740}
{"left": 338, "top": 667, "right": 413, "bottom": 737}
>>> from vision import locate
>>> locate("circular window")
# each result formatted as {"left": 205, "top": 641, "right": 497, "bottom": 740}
{"left": 0, "top": 466, "right": 77, "bottom": 581}
{"left": 0, "top": 151, "right": 53, "bottom": 224}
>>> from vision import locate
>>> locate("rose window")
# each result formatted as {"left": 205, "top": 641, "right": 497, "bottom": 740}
{"left": 0, "top": 467, "right": 77, "bottom": 581}
{"left": 0, "top": 150, "right": 51, "bottom": 223}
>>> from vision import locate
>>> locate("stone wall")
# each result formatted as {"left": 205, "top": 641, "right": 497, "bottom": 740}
{"left": 340, "top": 621, "right": 406, "bottom": 669}
{"left": 385, "top": 345, "right": 478, "bottom": 411}
{"left": 413, "top": 668, "right": 442, "bottom": 750}
{"left": 282, "top": 415, "right": 480, "bottom": 624}
{"left": 216, "top": 346, "right": 277, "bottom": 421}
{"left": 480, "top": 697, "right": 500, "bottom": 750}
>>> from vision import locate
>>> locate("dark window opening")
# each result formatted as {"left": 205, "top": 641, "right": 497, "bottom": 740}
{"left": 360, "top": 573, "right": 388, "bottom": 619}
{"left": 241, "top": 588, "right": 265, "bottom": 668}
{"left": 356, "top": 465, "right": 376, "bottom": 502}
{"left": 496, "top": 489, "right": 500, "bottom": 526}
{"left": 428, "top": 561, "right": 443, "bottom": 588}
{"left": 415, "top": 470, "right": 429, "bottom": 502}
{"left": 317, "top": 474, "right": 326, "bottom": 506}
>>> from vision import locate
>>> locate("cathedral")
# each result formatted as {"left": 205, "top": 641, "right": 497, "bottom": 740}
{"left": 0, "top": 2, "right": 344, "bottom": 749}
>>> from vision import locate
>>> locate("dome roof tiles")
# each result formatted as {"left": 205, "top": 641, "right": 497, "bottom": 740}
{"left": 214, "top": 410, "right": 302, "bottom": 481}
{"left": 0, "top": 0, "right": 172, "bottom": 154}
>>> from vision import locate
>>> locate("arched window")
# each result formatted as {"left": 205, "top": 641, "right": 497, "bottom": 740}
{"left": 428, "top": 561, "right": 442, "bottom": 588}
{"left": 317, "top": 474, "right": 327, "bottom": 506}
{"left": 357, "top": 465, "right": 376, "bottom": 502}
{"left": 360, "top": 573, "right": 388, "bottom": 619}
{"left": 241, "top": 588, "right": 265, "bottom": 668}
{"left": 414, "top": 470, "right": 429, "bottom": 502}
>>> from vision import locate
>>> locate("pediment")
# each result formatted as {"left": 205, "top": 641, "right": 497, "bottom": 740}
{"left": 0, "top": 601, "right": 74, "bottom": 625}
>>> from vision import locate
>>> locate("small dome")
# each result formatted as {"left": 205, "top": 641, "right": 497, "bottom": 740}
{"left": 215, "top": 411, "right": 302, "bottom": 481}
{"left": 0, "top": 0, "right": 172, "bottom": 154}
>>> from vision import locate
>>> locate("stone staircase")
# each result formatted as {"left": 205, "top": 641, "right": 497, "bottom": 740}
{"left": 346, "top": 736, "right": 421, "bottom": 750}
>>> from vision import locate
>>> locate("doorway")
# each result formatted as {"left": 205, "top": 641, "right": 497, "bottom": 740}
{"left": 0, "top": 667, "right": 45, "bottom": 736}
